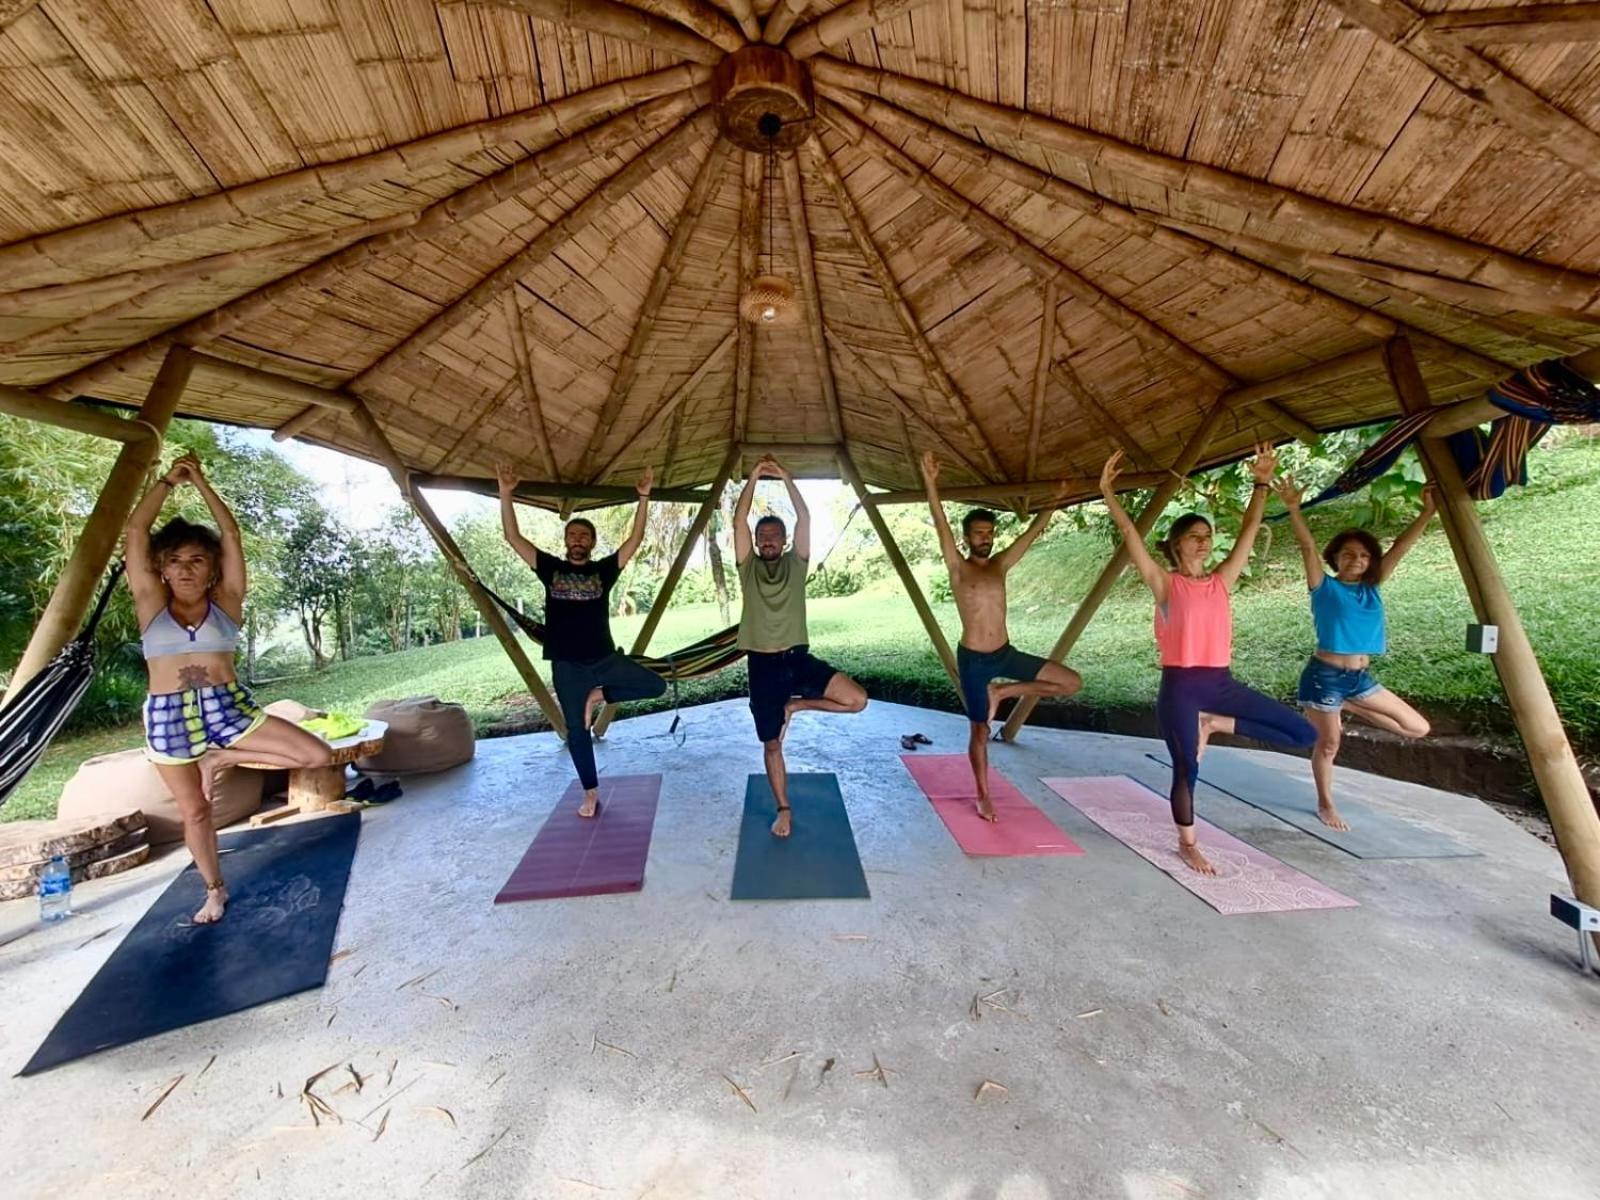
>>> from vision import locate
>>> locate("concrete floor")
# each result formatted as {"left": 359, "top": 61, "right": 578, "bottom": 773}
{"left": 1, "top": 697, "right": 1597, "bottom": 1200}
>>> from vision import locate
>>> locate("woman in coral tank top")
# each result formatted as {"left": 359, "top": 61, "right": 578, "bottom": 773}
{"left": 1100, "top": 446, "right": 1315, "bottom": 875}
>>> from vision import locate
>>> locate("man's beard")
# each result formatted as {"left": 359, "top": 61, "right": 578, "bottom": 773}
{"left": 969, "top": 544, "right": 992, "bottom": 559}
{"left": 758, "top": 545, "right": 781, "bottom": 560}
{"left": 567, "top": 547, "right": 590, "bottom": 562}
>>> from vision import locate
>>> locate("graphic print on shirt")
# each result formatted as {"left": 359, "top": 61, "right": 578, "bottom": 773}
{"left": 548, "top": 568, "right": 605, "bottom": 604}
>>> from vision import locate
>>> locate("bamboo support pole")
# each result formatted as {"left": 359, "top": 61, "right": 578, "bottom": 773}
{"left": 1329, "top": 0, "right": 1600, "bottom": 185}
{"left": 1383, "top": 337, "right": 1600, "bottom": 938}
{"left": 351, "top": 399, "right": 567, "bottom": 737}
{"left": 733, "top": 149, "right": 761, "bottom": 443}
{"left": 1025, "top": 284, "right": 1057, "bottom": 482}
{"left": 44, "top": 84, "right": 708, "bottom": 406}
{"left": 809, "top": 58, "right": 1600, "bottom": 310}
{"left": 785, "top": 0, "right": 940, "bottom": 59}
{"left": 0, "top": 384, "right": 159, "bottom": 445}
{"left": 806, "top": 136, "right": 1006, "bottom": 481}
{"left": 414, "top": 474, "right": 711, "bottom": 505}
{"left": 1424, "top": 3, "right": 1600, "bottom": 43}
{"left": 779, "top": 150, "right": 846, "bottom": 444}
{"left": 3, "top": 347, "right": 192, "bottom": 704}
{"left": 838, "top": 448, "right": 960, "bottom": 688}
{"left": 592, "top": 331, "right": 737, "bottom": 483}
{"left": 591, "top": 446, "right": 741, "bottom": 736}
{"left": 582, "top": 139, "right": 732, "bottom": 480}
{"left": 1000, "top": 395, "right": 1231, "bottom": 741}
{"left": 471, "top": 0, "right": 729, "bottom": 63}
{"left": 822, "top": 329, "right": 991, "bottom": 482}
{"left": 0, "top": 64, "right": 709, "bottom": 289}
{"left": 184, "top": 351, "right": 356, "bottom": 412}
{"left": 818, "top": 100, "right": 1236, "bottom": 396}
{"left": 504, "top": 292, "right": 560, "bottom": 482}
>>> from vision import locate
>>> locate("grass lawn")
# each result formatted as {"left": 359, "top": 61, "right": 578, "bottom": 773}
{"left": 7, "top": 436, "right": 1599, "bottom": 823}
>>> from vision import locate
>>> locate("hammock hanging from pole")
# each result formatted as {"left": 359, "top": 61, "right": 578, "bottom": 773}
{"left": 0, "top": 562, "right": 126, "bottom": 808}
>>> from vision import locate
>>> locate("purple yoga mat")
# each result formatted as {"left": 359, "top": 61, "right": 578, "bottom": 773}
{"left": 494, "top": 774, "right": 661, "bottom": 903}
{"left": 1042, "top": 775, "right": 1359, "bottom": 916}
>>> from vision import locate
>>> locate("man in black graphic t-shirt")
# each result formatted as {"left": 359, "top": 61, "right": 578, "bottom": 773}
{"left": 497, "top": 463, "right": 665, "bottom": 816}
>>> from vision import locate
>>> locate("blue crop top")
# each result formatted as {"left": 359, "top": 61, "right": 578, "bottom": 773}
{"left": 1309, "top": 577, "right": 1386, "bottom": 655}
{"left": 141, "top": 602, "right": 242, "bottom": 660}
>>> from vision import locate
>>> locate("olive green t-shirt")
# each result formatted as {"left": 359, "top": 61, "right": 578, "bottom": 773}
{"left": 737, "top": 549, "right": 809, "bottom": 652}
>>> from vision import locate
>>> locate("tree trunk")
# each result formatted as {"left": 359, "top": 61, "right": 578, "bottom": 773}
{"left": 300, "top": 608, "right": 327, "bottom": 669}
{"left": 707, "top": 509, "right": 730, "bottom": 625}
{"left": 403, "top": 596, "right": 412, "bottom": 649}
{"left": 333, "top": 592, "right": 349, "bottom": 661}
{"left": 246, "top": 610, "right": 258, "bottom": 684}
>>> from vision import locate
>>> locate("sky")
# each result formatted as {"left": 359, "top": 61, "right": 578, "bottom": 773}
{"left": 234, "top": 427, "right": 847, "bottom": 553}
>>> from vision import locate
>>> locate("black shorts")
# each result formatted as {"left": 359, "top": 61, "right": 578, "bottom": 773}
{"left": 746, "top": 645, "right": 839, "bottom": 743}
{"left": 956, "top": 643, "right": 1049, "bottom": 723}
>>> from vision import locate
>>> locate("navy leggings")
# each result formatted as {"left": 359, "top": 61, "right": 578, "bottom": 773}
{"left": 1157, "top": 666, "right": 1316, "bottom": 827}
{"left": 552, "top": 653, "right": 666, "bottom": 789}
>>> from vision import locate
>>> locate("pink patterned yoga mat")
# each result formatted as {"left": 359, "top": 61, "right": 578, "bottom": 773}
{"left": 495, "top": 774, "right": 661, "bottom": 903}
{"left": 901, "top": 755, "right": 1084, "bottom": 857}
{"left": 1041, "top": 776, "right": 1358, "bottom": 915}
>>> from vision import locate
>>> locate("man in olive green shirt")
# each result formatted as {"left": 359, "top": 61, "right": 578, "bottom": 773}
{"left": 735, "top": 455, "right": 868, "bottom": 837}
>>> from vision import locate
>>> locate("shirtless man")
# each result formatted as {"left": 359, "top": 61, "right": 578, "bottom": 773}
{"left": 921, "top": 451, "right": 1083, "bottom": 821}
{"left": 735, "top": 455, "right": 868, "bottom": 837}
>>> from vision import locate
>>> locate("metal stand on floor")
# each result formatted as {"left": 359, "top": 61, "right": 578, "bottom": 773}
{"left": 1550, "top": 894, "right": 1600, "bottom": 974}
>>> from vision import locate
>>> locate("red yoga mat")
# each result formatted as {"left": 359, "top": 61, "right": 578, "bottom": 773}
{"left": 900, "top": 754, "right": 1084, "bottom": 857}
{"left": 495, "top": 774, "right": 661, "bottom": 903}
{"left": 1042, "top": 775, "right": 1358, "bottom": 915}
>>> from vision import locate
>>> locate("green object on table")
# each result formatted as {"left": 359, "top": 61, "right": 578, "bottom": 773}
{"left": 299, "top": 712, "right": 364, "bottom": 741}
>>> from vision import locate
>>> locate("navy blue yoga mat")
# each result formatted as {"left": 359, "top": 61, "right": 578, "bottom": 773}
{"left": 21, "top": 812, "right": 361, "bottom": 1075}
{"left": 731, "top": 773, "right": 870, "bottom": 900}
{"left": 1145, "top": 750, "right": 1476, "bottom": 859}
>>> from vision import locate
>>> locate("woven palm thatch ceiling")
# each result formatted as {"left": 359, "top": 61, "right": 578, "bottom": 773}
{"left": 3, "top": 0, "right": 1600, "bottom": 510}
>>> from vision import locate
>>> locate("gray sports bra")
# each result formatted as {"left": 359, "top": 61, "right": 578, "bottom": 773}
{"left": 140, "top": 602, "right": 241, "bottom": 660}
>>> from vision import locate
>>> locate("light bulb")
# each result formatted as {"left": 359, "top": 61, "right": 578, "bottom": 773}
{"left": 760, "top": 305, "right": 778, "bottom": 323}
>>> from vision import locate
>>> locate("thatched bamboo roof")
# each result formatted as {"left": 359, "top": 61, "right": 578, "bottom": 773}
{"left": 2, "top": 0, "right": 1598, "bottom": 509}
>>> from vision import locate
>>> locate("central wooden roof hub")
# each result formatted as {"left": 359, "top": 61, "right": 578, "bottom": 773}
{"left": 712, "top": 46, "right": 813, "bottom": 153}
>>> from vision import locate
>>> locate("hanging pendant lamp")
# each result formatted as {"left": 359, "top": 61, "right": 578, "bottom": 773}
{"left": 740, "top": 112, "right": 797, "bottom": 327}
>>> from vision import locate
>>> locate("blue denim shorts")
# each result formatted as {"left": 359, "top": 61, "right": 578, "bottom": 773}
{"left": 1297, "top": 656, "right": 1383, "bottom": 713}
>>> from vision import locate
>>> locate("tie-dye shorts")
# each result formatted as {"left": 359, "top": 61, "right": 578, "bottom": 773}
{"left": 143, "top": 682, "right": 266, "bottom": 765}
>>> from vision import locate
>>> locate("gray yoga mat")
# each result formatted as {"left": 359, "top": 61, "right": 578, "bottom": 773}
{"left": 1145, "top": 750, "right": 1477, "bottom": 859}
{"left": 731, "top": 773, "right": 870, "bottom": 900}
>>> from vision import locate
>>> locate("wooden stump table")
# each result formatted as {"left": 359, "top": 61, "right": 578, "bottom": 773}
{"left": 248, "top": 720, "right": 387, "bottom": 826}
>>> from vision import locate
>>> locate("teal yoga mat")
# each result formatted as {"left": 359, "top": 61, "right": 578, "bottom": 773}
{"left": 1145, "top": 750, "right": 1477, "bottom": 859}
{"left": 730, "top": 773, "right": 870, "bottom": 900}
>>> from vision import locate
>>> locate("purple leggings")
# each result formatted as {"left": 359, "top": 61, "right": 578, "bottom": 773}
{"left": 1157, "top": 666, "right": 1316, "bottom": 827}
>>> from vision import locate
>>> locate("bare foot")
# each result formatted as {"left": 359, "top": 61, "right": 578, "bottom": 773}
{"left": 193, "top": 886, "right": 228, "bottom": 924}
{"left": 779, "top": 700, "right": 798, "bottom": 744}
{"left": 1317, "top": 804, "right": 1351, "bottom": 832}
{"left": 986, "top": 682, "right": 1003, "bottom": 725}
{"left": 578, "top": 788, "right": 600, "bottom": 818}
{"left": 771, "top": 806, "right": 792, "bottom": 838}
{"left": 975, "top": 793, "right": 997, "bottom": 823}
{"left": 584, "top": 687, "right": 605, "bottom": 731}
{"left": 1178, "top": 841, "right": 1217, "bottom": 876}
{"left": 198, "top": 754, "right": 220, "bottom": 802}
{"left": 1196, "top": 714, "right": 1223, "bottom": 762}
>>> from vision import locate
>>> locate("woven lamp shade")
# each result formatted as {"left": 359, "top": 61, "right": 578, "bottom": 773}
{"left": 739, "top": 274, "right": 797, "bottom": 326}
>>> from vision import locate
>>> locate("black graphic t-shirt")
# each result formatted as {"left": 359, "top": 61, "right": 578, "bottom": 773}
{"left": 534, "top": 549, "right": 622, "bottom": 662}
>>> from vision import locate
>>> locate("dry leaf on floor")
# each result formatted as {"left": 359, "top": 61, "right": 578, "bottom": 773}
{"left": 590, "top": 1035, "right": 635, "bottom": 1059}
{"left": 759, "top": 1051, "right": 799, "bottom": 1070}
{"left": 395, "top": 968, "right": 442, "bottom": 992}
{"left": 141, "top": 1074, "right": 185, "bottom": 1121}
{"left": 193, "top": 1055, "right": 216, "bottom": 1086}
{"left": 371, "top": 1108, "right": 390, "bottom": 1143}
{"left": 853, "top": 1053, "right": 893, "bottom": 1089}
{"left": 974, "top": 1080, "right": 1009, "bottom": 1103}
{"left": 462, "top": 1127, "right": 510, "bottom": 1168}
{"left": 1075, "top": 1009, "right": 1103, "bottom": 1019}
{"left": 417, "top": 1105, "right": 457, "bottom": 1128}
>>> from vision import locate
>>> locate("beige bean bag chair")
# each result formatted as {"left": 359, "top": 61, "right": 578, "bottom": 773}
{"left": 356, "top": 696, "right": 474, "bottom": 776}
{"left": 56, "top": 748, "right": 263, "bottom": 845}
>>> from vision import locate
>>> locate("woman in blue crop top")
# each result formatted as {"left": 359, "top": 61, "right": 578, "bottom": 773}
{"left": 1275, "top": 479, "right": 1437, "bottom": 832}
{"left": 126, "top": 453, "right": 331, "bottom": 923}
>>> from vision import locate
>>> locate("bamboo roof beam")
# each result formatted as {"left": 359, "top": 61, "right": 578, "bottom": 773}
{"left": 428, "top": 377, "right": 520, "bottom": 475}
{"left": 613, "top": 0, "right": 747, "bottom": 50}
{"left": 810, "top": 58, "right": 1600, "bottom": 309}
{"left": 0, "top": 2, "right": 43, "bottom": 34}
{"left": 44, "top": 85, "right": 708, "bottom": 405}
{"left": 1048, "top": 356, "right": 1158, "bottom": 473}
{"left": 1025, "top": 283, "right": 1057, "bottom": 482}
{"left": 823, "top": 327, "right": 991, "bottom": 483}
{"left": 733, "top": 149, "right": 761, "bottom": 442}
{"left": 1424, "top": 4, "right": 1600, "bottom": 44}
{"left": 505, "top": 292, "right": 560, "bottom": 482}
{"left": 785, "top": 0, "right": 942, "bottom": 59}
{"left": 0, "top": 64, "right": 709, "bottom": 286}
{"left": 467, "top": 0, "right": 731, "bottom": 63}
{"left": 762, "top": 0, "right": 806, "bottom": 44}
{"left": 1334, "top": 0, "right": 1600, "bottom": 183}
{"left": 818, "top": 99, "right": 1237, "bottom": 396}
{"left": 805, "top": 135, "right": 1006, "bottom": 481}
{"left": 1221, "top": 346, "right": 1390, "bottom": 410}
{"left": 778, "top": 148, "right": 846, "bottom": 444}
{"left": 867, "top": 474, "right": 1166, "bottom": 508}
{"left": 414, "top": 473, "right": 712, "bottom": 506}
{"left": 592, "top": 330, "right": 737, "bottom": 482}
{"left": 581, "top": 138, "right": 732, "bottom": 481}
{"left": 719, "top": 0, "right": 761, "bottom": 40}
{"left": 351, "top": 112, "right": 713, "bottom": 395}
{"left": 0, "top": 384, "right": 160, "bottom": 446}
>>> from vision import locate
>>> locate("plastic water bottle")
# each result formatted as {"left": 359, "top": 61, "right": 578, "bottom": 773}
{"left": 38, "top": 855, "right": 71, "bottom": 922}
